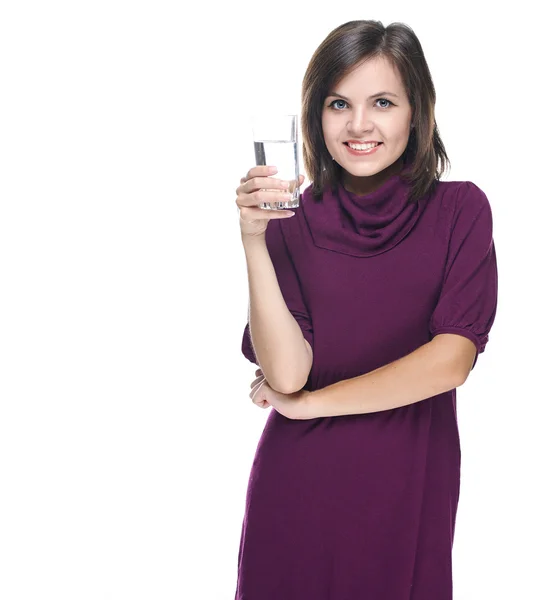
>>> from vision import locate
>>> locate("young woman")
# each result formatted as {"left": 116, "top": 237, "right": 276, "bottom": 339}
{"left": 234, "top": 19, "right": 498, "bottom": 600}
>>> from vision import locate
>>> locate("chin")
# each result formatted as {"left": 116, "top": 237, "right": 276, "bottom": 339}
{"left": 338, "top": 158, "right": 389, "bottom": 175}
{"left": 341, "top": 154, "right": 405, "bottom": 175}
{"left": 343, "top": 165, "right": 381, "bottom": 177}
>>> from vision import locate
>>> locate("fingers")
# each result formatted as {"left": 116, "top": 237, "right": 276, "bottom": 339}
{"left": 237, "top": 166, "right": 279, "bottom": 193}
{"left": 236, "top": 168, "right": 306, "bottom": 229}
{"left": 237, "top": 190, "right": 293, "bottom": 211}
{"left": 236, "top": 167, "right": 306, "bottom": 196}
{"left": 243, "top": 165, "right": 277, "bottom": 181}
{"left": 240, "top": 176, "right": 290, "bottom": 195}
{"left": 250, "top": 375, "right": 265, "bottom": 390}
{"left": 251, "top": 379, "right": 265, "bottom": 401}
{"left": 238, "top": 207, "right": 296, "bottom": 223}
{"left": 236, "top": 171, "right": 294, "bottom": 214}
{"left": 250, "top": 369, "right": 269, "bottom": 408}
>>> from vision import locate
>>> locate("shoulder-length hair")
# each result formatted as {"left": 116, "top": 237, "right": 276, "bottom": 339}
{"left": 301, "top": 20, "right": 450, "bottom": 204}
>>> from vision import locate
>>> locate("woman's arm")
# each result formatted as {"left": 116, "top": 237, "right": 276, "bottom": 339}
{"left": 302, "top": 334, "right": 467, "bottom": 418}
{"left": 242, "top": 233, "right": 313, "bottom": 394}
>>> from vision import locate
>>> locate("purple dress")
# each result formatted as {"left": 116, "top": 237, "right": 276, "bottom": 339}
{"left": 235, "top": 163, "right": 498, "bottom": 600}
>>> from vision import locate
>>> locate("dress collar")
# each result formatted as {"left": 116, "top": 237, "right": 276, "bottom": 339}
{"left": 301, "top": 160, "right": 424, "bottom": 257}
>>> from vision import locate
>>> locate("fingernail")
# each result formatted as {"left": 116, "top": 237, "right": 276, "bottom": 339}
{"left": 285, "top": 211, "right": 295, "bottom": 217}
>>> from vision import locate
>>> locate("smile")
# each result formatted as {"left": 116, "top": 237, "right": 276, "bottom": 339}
{"left": 343, "top": 142, "right": 382, "bottom": 156}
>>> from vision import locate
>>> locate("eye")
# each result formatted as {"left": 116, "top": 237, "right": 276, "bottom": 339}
{"left": 376, "top": 98, "right": 394, "bottom": 109}
{"left": 328, "top": 99, "right": 348, "bottom": 110}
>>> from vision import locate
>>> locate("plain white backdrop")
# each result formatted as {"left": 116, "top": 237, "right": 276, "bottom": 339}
{"left": 0, "top": 1, "right": 551, "bottom": 598}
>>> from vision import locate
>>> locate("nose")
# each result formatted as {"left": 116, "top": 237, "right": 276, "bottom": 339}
{"left": 347, "top": 107, "right": 374, "bottom": 136}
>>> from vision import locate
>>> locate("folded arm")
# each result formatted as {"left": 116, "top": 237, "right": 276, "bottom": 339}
{"left": 303, "top": 333, "right": 476, "bottom": 418}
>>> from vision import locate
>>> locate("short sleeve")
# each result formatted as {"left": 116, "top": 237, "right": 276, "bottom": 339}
{"left": 429, "top": 182, "right": 498, "bottom": 370}
{"left": 241, "top": 219, "right": 314, "bottom": 365}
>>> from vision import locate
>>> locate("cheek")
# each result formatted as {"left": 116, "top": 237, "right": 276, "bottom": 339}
{"left": 321, "top": 116, "right": 340, "bottom": 144}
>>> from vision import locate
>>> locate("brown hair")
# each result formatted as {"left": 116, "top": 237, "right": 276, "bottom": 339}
{"left": 301, "top": 20, "right": 450, "bottom": 204}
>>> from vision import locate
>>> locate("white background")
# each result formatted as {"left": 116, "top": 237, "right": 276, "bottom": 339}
{"left": 0, "top": 1, "right": 551, "bottom": 598}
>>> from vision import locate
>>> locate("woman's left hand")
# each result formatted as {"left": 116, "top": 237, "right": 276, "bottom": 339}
{"left": 249, "top": 368, "right": 311, "bottom": 420}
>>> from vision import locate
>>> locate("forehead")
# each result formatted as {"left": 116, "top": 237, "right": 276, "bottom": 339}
{"left": 332, "top": 57, "right": 404, "bottom": 96}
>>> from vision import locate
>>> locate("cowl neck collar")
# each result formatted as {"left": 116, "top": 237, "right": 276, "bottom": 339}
{"left": 301, "top": 159, "right": 423, "bottom": 257}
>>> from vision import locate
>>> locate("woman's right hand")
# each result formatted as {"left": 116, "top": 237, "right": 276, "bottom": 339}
{"left": 236, "top": 166, "right": 305, "bottom": 238}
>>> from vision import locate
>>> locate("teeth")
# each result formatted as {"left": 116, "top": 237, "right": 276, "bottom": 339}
{"left": 348, "top": 142, "right": 379, "bottom": 150}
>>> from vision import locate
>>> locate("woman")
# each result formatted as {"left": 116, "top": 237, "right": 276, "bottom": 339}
{"left": 234, "top": 19, "right": 498, "bottom": 600}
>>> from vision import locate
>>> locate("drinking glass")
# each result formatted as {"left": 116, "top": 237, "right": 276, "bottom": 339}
{"left": 252, "top": 114, "right": 300, "bottom": 210}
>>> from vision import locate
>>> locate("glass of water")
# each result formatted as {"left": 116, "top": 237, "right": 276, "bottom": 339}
{"left": 252, "top": 114, "right": 300, "bottom": 210}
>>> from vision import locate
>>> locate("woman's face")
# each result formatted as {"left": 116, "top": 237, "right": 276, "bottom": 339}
{"left": 321, "top": 57, "right": 413, "bottom": 193}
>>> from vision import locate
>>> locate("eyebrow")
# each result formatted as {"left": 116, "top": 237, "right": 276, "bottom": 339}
{"left": 327, "top": 91, "right": 399, "bottom": 101}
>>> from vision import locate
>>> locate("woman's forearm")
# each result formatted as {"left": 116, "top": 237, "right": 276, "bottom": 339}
{"left": 242, "top": 233, "right": 312, "bottom": 394}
